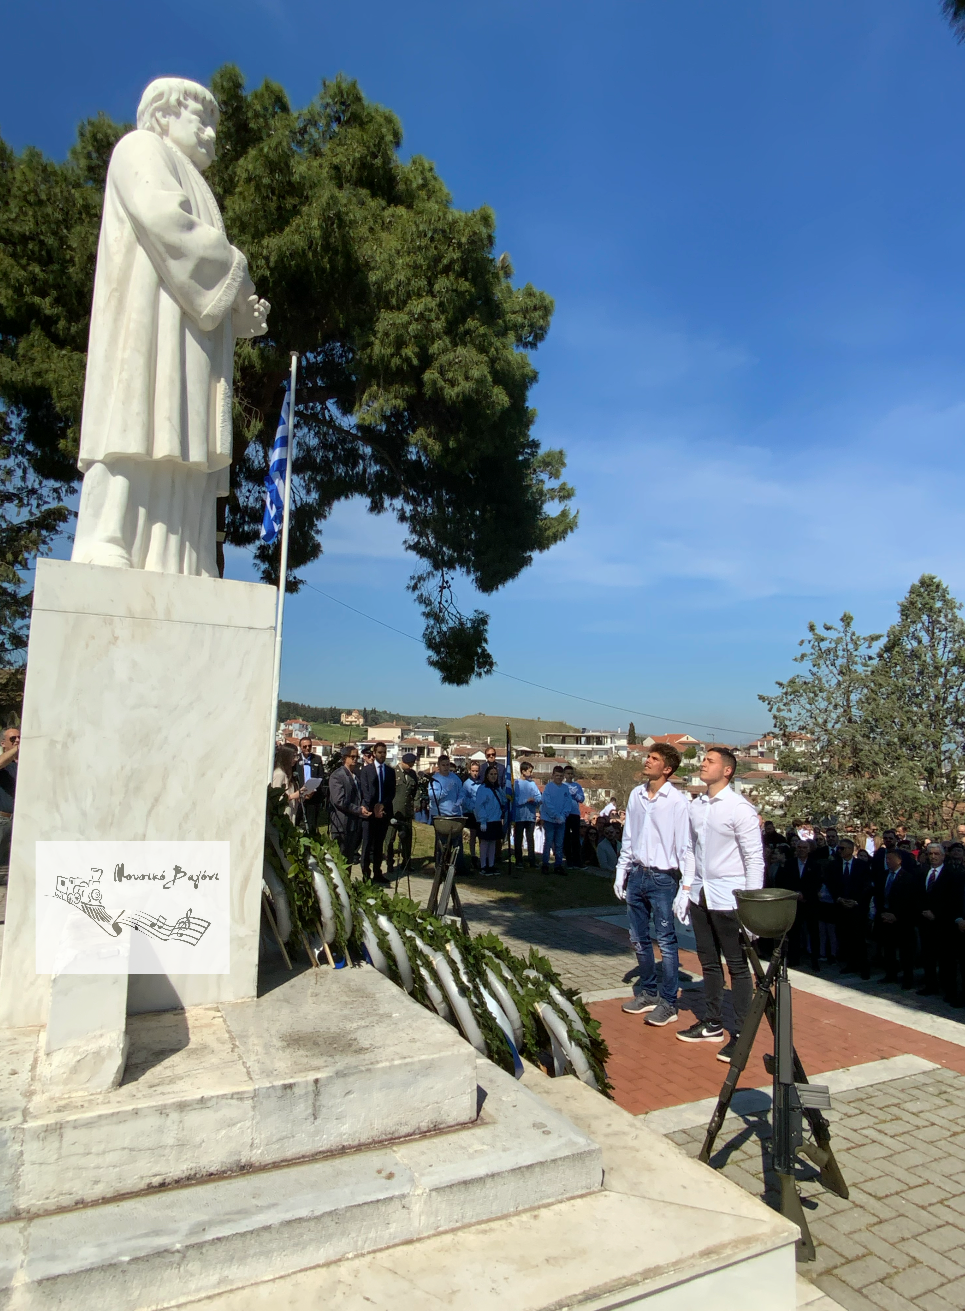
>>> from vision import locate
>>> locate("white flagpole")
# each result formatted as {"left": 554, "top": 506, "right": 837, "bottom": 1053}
{"left": 267, "top": 351, "right": 299, "bottom": 784}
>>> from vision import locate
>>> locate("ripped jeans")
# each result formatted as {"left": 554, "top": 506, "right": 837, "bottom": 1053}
{"left": 626, "top": 866, "right": 680, "bottom": 1005}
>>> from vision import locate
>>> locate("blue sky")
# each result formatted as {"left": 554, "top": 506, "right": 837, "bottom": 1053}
{"left": 5, "top": 0, "right": 965, "bottom": 738}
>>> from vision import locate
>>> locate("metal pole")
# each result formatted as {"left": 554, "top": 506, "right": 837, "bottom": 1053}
{"left": 266, "top": 352, "right": 299, "bottom": 784}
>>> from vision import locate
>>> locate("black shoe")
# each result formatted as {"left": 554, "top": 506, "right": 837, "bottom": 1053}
{"left": 717, "top": 1035, "right": 740, "bottom": 1064}
{"left": 676, "top": 1021, "right": 725, "bottom": 1044}
{"left": 917, "top": 986, "right": 938, "bottom": 997}
{"left": 554, "top": 867, "right": 567, "bottom": 877}
{"left": 540, "top": 865, "right": 552, "bottom": 875}
{"left": 372, "top": 874, "right": 391, "bottom": 887}
{"left": 860, "top": 970, "right": 870, "bottom": 980}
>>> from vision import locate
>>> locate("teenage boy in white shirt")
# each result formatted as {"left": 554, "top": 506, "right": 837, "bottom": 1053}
{"left": 677, "top": 746, "right": 764, "bottom": 1062}
{"left": 613, "top": 743, "right": 693, "bottom": 1028}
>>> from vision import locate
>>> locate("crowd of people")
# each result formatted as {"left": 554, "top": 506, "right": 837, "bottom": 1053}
{"left": 763, "top": 821, "right": 965, "bottom": 1004}
{"left": 272, "top": 737, "right": 628, "bottom": 882}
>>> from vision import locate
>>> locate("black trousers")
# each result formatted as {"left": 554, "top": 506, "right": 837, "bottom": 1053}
{"left": 690, "top": 890, "right": 753, "bottom": 1033}
{"left": 921, "top": 917, "right": 941, "bottom": 988}
{"left": 514, "top": 821, "right": 536, "bottom": 865}
{"left": 334, "top": 824, "right": 360, "bottom": 866}
{"left": 876, "top": 917, "right": 916, "bottom": 984}
{"left": 564, "top": 815, "right": 582, "bottom": 866}
{"left": 361, "top": 817, "right": 389, "bottom": 877}
{"left": 836, "top": 905, "right": 869, "bottom": 975}
{"left": 386, "top": 818, "right": 412, "bottom": 871}
{"left": 940, "top": 925, "right": 965, "bottom": 1003}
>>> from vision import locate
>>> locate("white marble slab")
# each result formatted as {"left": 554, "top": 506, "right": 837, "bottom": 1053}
{"left": 0, "top": 559, "right": 276, "bottom": 1026}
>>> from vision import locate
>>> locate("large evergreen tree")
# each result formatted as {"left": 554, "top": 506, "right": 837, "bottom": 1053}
{"left": 0, "top": 69, "right": 576, "bottom": 685}
{"left": 760, "top": 576, "right": 965, "bottom": 830}
{"left": 758, "top": 612, "right": 882, "bottom": 822}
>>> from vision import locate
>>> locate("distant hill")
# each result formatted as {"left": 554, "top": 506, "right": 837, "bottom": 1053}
{"left": 436, "top": 714, "right": 579, "bottom": 749}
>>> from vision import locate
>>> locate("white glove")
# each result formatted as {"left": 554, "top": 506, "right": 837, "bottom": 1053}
{"left": 613, "top": 868, "right": 628, "bottom": 902}
{"left": 673, "top": 883, "right": 692, "bottom": 927}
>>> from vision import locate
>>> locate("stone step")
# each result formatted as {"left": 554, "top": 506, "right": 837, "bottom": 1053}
{"left": 1, "top": 968, "right": 478, "bottom": 1217}
{"left": 0, "top": 1059, "right": 602, "bottom": 1310}
{"left": 156, "top": 1069, "right": 802, "bottom": 1311}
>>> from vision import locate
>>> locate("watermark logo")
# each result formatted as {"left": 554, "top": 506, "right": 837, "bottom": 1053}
{"left": 36, "top": 842, "right": 229, "bottom": 975}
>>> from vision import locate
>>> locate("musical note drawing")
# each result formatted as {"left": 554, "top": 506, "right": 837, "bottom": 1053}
{"left": 53, "top": 873, "right": 209, "bottom": 946}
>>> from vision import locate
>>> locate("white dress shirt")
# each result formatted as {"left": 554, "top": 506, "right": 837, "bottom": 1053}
{"left": 689, "top": 785, "right": 765, "bottom": 911}
{"left": 615, "top": 781, "right": 694, "bottom": 897}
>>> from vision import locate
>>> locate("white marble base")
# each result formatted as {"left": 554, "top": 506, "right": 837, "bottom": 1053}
{"left": 152, "top": 1069, "right": 800, "bottom": 1311}
{"left": 0, "top": 968, "right": 478, "bottom": 1217}
{"left": 0, "top": 560, "right": 277, "bottom": 1027}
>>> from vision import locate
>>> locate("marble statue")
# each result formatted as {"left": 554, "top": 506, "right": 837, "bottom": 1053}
{"left": 71, "top": 78, "right": 270, "bottom": 577}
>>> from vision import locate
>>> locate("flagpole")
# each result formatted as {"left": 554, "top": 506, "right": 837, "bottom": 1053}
{"left": 267, "top": 352, "right": 299, "bottom": 785}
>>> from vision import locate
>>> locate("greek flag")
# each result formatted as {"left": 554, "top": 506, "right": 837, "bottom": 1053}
{"left": 260, "top": 384, "right": 290, "bottom": 544}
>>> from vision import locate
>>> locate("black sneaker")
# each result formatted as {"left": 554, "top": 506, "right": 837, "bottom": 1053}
{"left": 621, "top": 993, "right": 659, "bottom": 1014}
{"left": 676, "top": 1021, "right": 725, "bottom": 1044}
{"left": 716, "top": 1035, "right": 739, "bottom": 1063}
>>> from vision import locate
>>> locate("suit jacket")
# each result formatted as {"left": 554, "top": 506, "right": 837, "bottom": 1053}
{"left": 360, "top": 761, "right": 396, "bottom": 812}
{"left": 328, "top": 765, "right": 363, "bottom": 836}
{"left": 875, "top": 863, "right": 925, "bottom": 920}
{"left": 801, "top": 854, "right": 838, "bottom": 908}
{"left": 923, "top": 861, "right": 965, "bottom": 926}
{"left": 836, "top": 857, "right": 872, "bottom": 912}
{"left": 293, "top": 753, "right": 324, "bottom": 789}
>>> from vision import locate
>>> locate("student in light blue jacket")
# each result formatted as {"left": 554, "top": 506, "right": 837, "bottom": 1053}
{"left": 513, "top": 760, "right": 542, "bottom": 868}
{"left": 474, "top": 764, "right": 506, "bottom": 874}
{"left": 460, "top": 760, "right": 483, "bottom": 869}
{"left": 539, "top": 765, "right": 570, "bottom": 874}
{"left": 562, "top": 765, "right": 586, "bottom": 867}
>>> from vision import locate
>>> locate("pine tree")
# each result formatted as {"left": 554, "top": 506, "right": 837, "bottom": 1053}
{"left": 627, "top": 722, "right": 636, "bottom": 745}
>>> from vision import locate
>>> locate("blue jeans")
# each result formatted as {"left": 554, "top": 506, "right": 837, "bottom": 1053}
{"left": 542, "top": 821, "right": 565, "bottom": 868}
{"left": 626, "top": 866, "right": 679, "bottom": 1005}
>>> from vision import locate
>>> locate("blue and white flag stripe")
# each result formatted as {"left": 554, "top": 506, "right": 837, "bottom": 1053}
{"left": 260, "top": 384, "right": 291, "bottom": 545}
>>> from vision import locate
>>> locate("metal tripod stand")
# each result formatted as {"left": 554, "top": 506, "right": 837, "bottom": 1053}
{"left": 698, "top": 924, "right": 848, "bottom": 1261}
{"left": 425, "top": 819, "right": 470, "bottom": 934}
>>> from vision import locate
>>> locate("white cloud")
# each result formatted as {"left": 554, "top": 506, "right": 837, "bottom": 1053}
{"left": 525, "top": 397, "right": 965, "bottom": 603}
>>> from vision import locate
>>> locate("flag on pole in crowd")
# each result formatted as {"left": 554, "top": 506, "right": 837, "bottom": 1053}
{"left": 504, "top": 722, "right": 515, "bottom": 840}
{"left": 260, "top": 383, "right": 291, "bottom": 545}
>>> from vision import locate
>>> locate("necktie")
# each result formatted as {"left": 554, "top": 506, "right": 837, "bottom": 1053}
{"left": 378, "top": 764, "right": 383, "bottom": 802}
{"left": 928, "top": 869, "right": 937, "bottom": 890}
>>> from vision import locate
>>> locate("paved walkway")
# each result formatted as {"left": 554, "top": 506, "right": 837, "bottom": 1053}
{"left": 405, "top": 872, "right": 965, "bottom": 1311}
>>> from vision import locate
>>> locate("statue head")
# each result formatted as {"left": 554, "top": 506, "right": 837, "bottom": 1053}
{"left": 136, "top": 78, "right": 220, "bottom": 172}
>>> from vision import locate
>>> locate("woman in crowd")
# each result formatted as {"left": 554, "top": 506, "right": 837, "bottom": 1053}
{"left": 460, "top": 759, "right": 482, "bottom": 870}
{"left": 272, "top": 744, "right": 299, "bottom": 820}
{"left": 474, "top": 763, "right": 506, "bottom": 875}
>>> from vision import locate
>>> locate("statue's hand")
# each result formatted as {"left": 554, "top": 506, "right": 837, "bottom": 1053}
{"left": 236, "top": 294, "right": 270, "bottom": 338}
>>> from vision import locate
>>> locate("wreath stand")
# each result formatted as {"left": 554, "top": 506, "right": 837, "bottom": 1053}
{"left": 426, "top": 817, "right": 470, "bottom": 934}
{"left": 698, "top": 889, "right": 848, "bottom": 1262}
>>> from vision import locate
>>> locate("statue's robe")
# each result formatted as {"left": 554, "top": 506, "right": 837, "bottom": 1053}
{"left": 72, "top": 129, "right": 250, "bottom": 576}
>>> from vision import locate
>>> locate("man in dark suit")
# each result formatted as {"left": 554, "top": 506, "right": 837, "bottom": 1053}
{"left": 328, "top": 745, "right": 369, "bottom": 866}
{"left": 359, "top": 741, "right": 396, "bottom": 885}
{"left": 835, "top": 840, "right": 872, "bottom": 978}
{"left": 919, "top": 842, "right": 956, "bottom": 996}
{"left": 293, "top": 736, "right": 325, "bottom": 835}
{"left": 874, "top": 847, "right": 925, "bottom": 988}
{"left": 937, "top": 843, "right": 965, "bottom": 1004}
{"left": 801, "top": 840, "right": 839, "bottom": 969}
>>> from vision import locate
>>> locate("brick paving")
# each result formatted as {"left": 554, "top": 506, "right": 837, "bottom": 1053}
{"left": 590, "top": 986, "right": 965, "bottom": 1116}
{"left": 669, "top": 1068, "right": 965, "bottom": 1311}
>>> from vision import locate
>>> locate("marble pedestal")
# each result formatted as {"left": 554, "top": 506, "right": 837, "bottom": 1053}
{"left": 0, "top": 560, "right": 277, "bottom": 1030}
{"left": 0, "top": 969, "right": 798, "bottom": 1310}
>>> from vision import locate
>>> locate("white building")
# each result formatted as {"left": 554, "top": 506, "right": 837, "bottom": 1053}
{"left": 538, "top": 730, "right": 628, "bottom": 766}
